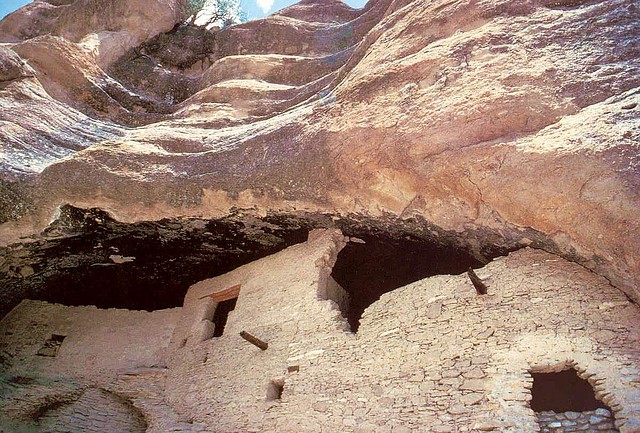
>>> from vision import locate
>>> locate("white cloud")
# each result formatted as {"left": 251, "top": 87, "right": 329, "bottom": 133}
{"left": 256, "top": 0, "right": 274, "bottom": 14}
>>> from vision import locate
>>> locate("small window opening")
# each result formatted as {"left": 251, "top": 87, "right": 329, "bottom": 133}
{"left": 266, "top": 379, "right": 284, "bottom": 401}
{"left": 212, "top": 297, "right": 238, "bottom": 337}
{"left": 37, "top": 334, "right": 66, "bottom": 357}
{"left": 531, "top": 369, "right": 618, "bottom": 432}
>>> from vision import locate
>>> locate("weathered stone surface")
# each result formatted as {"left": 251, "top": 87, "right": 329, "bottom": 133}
{"left": 0, "top": 0, "right": 182, "bottom": 67}
{"left": 0, "top": 46, "right": 30, "bottom": 82}
{"left": 0, "top": 0, "right": 637, "bottom": 306}
{"left": 38, "top": 387, "right": 148, "bottom": 433}
{"left": 537, "top": 409, "right": 619, "bottom": 433}
{"left": 0, "top": 0, "right": 639, "bottom": 429}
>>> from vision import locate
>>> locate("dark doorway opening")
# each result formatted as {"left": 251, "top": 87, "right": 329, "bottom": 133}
{"left": 531, "top": 369, "right": 618, "bottom": 432}
{"left": 330, "top": 233, "right": 484, "bottom": 332}
{"left": 212, "top": 297, "right": 238, "bottom": 337}
{"left": 530, "top": 369, "right": 606, "bottom": 412}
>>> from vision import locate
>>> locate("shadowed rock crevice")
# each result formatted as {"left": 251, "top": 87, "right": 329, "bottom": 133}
{"left": 0, "top": 205, "right": 314, "bottom": 316}
{"left": 108, "top": 24, "right": 211, "bottom": 106}
{"left": 0, "top": 205, "right": 602, "bottom": 319}
{"left": 543, "top": 0, "right": 597, "bottom": 9}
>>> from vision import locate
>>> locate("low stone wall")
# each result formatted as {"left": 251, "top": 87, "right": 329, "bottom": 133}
{"left": 537, "top": 408, "right": 618, "bottom": 432}
{"left": 0, "top": 300, "right": 181, "bottom": 378}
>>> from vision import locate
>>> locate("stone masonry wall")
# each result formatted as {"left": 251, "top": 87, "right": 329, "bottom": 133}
{"left": 0, "top": 300, "right": 180, "bottom": 377}
{"left": 37, "top": 387, "right": 147, "bottom": 433}
{"left": 0, "top": 302, "right": 196, "bottom": 432}
{"left": 163, "top": 230, "right": 640, "bottom": 432}
{"left": 537, "top": 408, "right": 618, "bottom": 432}
{"left": 1, "top": 229, "right": 639, "bottom": 432}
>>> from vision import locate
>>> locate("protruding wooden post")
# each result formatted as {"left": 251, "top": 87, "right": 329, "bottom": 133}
{"left": 240, "top": 331, "right": 268, "bottom": 350}
{"left": 467, "top": 268, "right": 488, "bottom": 295}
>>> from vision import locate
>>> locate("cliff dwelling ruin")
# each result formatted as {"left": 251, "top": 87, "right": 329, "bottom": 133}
{"left": 1, "top": 228, "right": 639, "bottom": 432}
{"left": 0, "top": 0, "right": 639, "bottom": 431}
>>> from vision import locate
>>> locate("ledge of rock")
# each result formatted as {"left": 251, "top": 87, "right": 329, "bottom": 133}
{"left": 0, "top": 0, "right": 638, "bottom": 306}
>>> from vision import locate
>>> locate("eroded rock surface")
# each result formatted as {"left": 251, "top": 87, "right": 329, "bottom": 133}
{"left": 0, "top": 0, "right": 182, "bottom": 67}
{"left": 0, "top": 0, "right": 639, "bottom": 306}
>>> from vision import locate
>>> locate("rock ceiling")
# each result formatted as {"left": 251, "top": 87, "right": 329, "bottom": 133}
{"left": 0, "top": 0, "right": 638, "bottom": 301}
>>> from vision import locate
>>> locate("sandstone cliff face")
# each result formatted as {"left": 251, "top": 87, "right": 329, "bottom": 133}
{"left": 0, "top": 0, "right": 638, "bottom": 301}
{"left": 0, "top": 0, "right": 182, "bottom": 67}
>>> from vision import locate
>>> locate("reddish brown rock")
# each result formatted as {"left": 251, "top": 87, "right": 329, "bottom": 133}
{"left": 0, "top": 0, "right": 182, "bottom": 67}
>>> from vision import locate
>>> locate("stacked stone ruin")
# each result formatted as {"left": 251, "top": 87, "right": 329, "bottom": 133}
{"left": 1, "top": 230, "right": 639, "bottom": 432}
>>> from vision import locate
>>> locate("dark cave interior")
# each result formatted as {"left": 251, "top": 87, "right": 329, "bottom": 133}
{"left": 1, "top": 207, "right": 521, "bottom": 319}
{"left": 0, "top": 206, "right": 312, "bottom": 316}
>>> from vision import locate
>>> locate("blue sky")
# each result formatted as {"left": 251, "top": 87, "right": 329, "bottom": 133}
{"left": 0, "top": 0, "right": 30, "bottom": 19}
{"left": 1, "top": 0, "right": 368, "bottom": 21}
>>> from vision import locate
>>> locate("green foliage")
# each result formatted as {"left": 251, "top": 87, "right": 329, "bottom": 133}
{"left": 182, "top": 0, "right": 245, "bottom": 27}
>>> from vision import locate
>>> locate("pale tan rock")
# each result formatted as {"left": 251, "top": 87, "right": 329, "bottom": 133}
{"left": 459, "top": 392, "right": 484, "bottom": 405}
{"left": 0, "top": 0, "right": 638, "bottom": 309}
